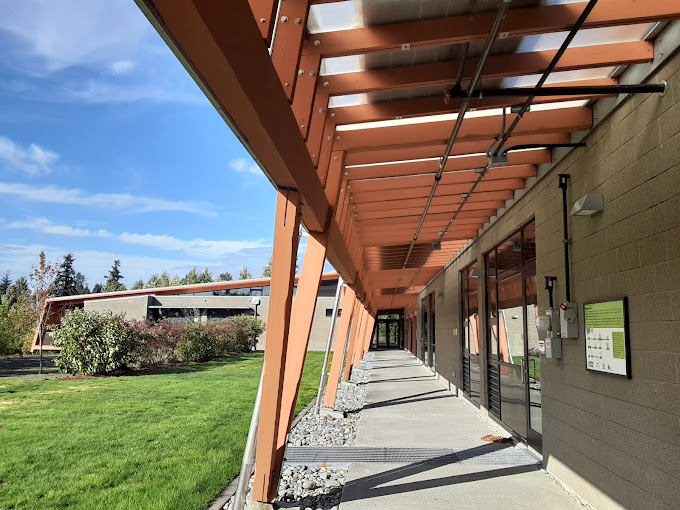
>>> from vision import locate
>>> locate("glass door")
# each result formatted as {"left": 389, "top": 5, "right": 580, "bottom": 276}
{"left": 429, "top": 292, "right": 436, "bottom": 368}
{"left": 461, "top": 262, "right": 481, "bottom": 406}
{"left": 421, "top": 296, "right": 429, "bottom": 363}
{"left": 485, "top": 221, "right": 541, "bottom": 450}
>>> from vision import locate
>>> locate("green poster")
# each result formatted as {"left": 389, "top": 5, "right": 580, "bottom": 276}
{"left": 584, "top": 300, "right": 629, "bottom": 377}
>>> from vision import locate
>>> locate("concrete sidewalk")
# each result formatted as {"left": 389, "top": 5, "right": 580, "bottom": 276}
{"left": 340, "top": 350, "right": 583, "bottom": 510}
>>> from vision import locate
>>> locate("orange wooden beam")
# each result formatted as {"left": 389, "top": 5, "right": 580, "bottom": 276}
{"left": 345, "top": 133, "right": 569, "bottom": 166}
{"left": 331, "top": 78, "right": 617, "bottom": 125}
{"left": 247, "top": 0, "right": 277, "bottom": 44}
{"left": 292, "top": 54, "right": 322, "bottom": 138}
{"left": 276, "top": 230, "right": 328, "bottom": 455}
{"left": 347, "top": 165, "right": 537, "bottom": 193}
{"left": 350, "top": 178, "right": 526, "bottom": 202}
{"left": 345, "top": 150, "right": 549, "bottom": 181}
{"left": 303, "top": 1, "right": 680, "bottom": 57}
{"left": 324, "top": 288, "right": 356, "bottom": 408}
{"left": 343, "top": 299, "right": 363, "bottom": 380}
{"left": 253, "top": 189, "right": 301, "bottom": 503}
{"left": 355, "top": 203, "right": 503, "bottom": 220}
{"left": 271, "top": 0, "right": 312, "bottom": 100}
{"left": 325, "top": 43, "right": 650, "bottom": 96}
{"left": 149, "top": 0, "right": 328, "bottom": 232}
{"left": 335, "top": 107, "right": 591, "bottom": 152}
{"left": 351, "top": 193, "right": 514, "bottom": 212}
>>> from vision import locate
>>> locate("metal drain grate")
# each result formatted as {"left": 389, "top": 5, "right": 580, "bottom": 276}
{"left": 284, "top": 446, "right": 539, "bottom": 467}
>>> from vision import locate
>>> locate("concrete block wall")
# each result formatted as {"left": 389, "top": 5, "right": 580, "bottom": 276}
{"left": 417, "top": 44, "right": 680, "bottom": 510}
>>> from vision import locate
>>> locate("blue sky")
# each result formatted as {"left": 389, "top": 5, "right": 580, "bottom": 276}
{"left": 0, "top": 0, "right": 307, "bottom": 288}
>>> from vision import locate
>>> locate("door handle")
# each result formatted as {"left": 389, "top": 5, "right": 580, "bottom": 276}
{"left": 520, "top": 358, "right": 526, "bottom": 385}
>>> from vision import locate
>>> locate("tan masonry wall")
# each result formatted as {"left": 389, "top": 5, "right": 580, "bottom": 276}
{"left": 417, "top": 48, "right": 680, "bottom": 510}
{"left": 85, "top": 294, "right": 341, "bottom": 352}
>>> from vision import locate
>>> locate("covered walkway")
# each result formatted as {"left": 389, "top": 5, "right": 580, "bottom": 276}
{"left": 341, "top": 350, "right": 581, "bottom": 510}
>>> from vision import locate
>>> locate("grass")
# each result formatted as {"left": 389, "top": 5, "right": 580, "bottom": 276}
{"left": 0, "top": 351, "right": 327, "bottom": 510}
{"left": 511, "top": 355, "right": 541, "bottom": 381}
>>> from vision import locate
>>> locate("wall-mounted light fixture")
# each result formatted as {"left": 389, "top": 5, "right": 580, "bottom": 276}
{"left": 571, "top": 194, "right": 604, "bottom": 216}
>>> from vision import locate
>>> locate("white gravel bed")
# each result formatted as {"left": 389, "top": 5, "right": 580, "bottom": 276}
{"left": 225, "top": 354, "right": 374, "bottom": 509}
{"left": 287, "top": 412, "right": 360, "bottom": 447}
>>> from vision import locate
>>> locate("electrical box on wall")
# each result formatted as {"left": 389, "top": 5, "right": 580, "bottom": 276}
{"left": 537, "top": 308, "right": 562, "bottom": 359}
{"left": 559, "top": 302, "right": 579, "bottom": 339}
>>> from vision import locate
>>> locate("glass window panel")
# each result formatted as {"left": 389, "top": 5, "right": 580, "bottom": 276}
{"left": 468, "top": 262, "right": 479, "bottom": 291}
{"left": 497, "top": 231, "right": 523, "bottom": 276}
{"left": 498, "top": 273, "right": 525, "bottom": 363}
{"left": 525, "top": 274, "right": 541, "bottom": 434}
{"left": 523, "top": 222, "right": 536, "bottom": 263}
{"left": 486, "top": 252, "right": 498, "bottom": 357}
{"left": 469, "top": 291, "right": 479, "bottom": 355}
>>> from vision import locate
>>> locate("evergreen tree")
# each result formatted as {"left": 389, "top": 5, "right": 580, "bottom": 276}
{"left": 181, "top": 267, "right": 200, "bottom": 285}
{"left": 0, "top": 272, "right": 11, "bottom": 295}
{"left": 54, "top": 253, "right": 78, "bottom": 297}
{"left": 131, "top": 279, "right": 145, "bottom": 290}
{"left": 217, "top": 272, "right": 233, "bottom": 282}
{"left": 92, "top": 283, "right": 103, "bottom": 293}
{"left": 169, "top": 274, "right": 181, "bottom": 286}
{"left": 74, "top": 272, "right": 90, "bottom": 295}
{"left": 239, "top": 266, "right": 253, "bottom": 280}
{"left": 262, "top": 256, "right": 272, "bottom": 278}
{"left": 199, "top": 267, "right": 213, "bottom": 283}
{"left": 12, "top": 277, "right": 29, "bottom": 296}
{"left": 103, "top": 260, "right": 126, "bottom": 292}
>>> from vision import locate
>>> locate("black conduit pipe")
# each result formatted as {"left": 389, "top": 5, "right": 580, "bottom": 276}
{"left": 558, "top": 174, "right": 571, "bottom": 302}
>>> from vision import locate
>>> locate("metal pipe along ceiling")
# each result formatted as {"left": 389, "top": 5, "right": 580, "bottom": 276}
{"left": 391, "top": 0, "right": 514, "bottom": 301}
{"left": 396, "top": 0, "right": 601, "bottom": 298}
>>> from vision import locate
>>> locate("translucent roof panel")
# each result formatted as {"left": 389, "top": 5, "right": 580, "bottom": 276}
{"left": 308, "top": 0, "right": 563, "bottom": 34}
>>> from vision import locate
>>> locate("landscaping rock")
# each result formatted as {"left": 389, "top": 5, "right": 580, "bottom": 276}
{"left": 224, "top": 353, "right": 374, "bottom": 510}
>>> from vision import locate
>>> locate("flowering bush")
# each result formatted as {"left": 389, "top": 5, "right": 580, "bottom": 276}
{"left": 53, "top": 309, "right": 136, "bottom": 375}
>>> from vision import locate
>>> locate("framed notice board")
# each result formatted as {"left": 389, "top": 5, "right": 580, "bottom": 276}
{"left": 584, "top": 298, "right": 631, "bottom": 378}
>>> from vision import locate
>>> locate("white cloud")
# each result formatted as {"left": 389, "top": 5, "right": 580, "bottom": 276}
{"left": 0, "top": 182, "right": 217, "bottom": 216}
{"left": 0, "top": 135, "right": 59, "bottom": 176}
{"left": 108, "top": 60, "right": 136, "bottom": 76}
{"left": 0, "top": 0, "right": 204, "bottom": 105}
{"left": 229, "top": 158, "right": 263, "bottom": 177}
{"left": 2, "top": 218, "right": 269, "bottom": 260}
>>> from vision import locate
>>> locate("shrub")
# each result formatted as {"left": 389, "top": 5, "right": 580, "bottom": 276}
{"left": 0, "top": 295, "right": 35, "bottom": 355}
{"left": 224, "top": 315, "right": 265, "bottom": 352}
{"left": 129, "top": 319, "right": 184, "bottom": 366}
{"left": 175, "top": 323, "right": 215, "bottom": 362}
{"left": 52, "top": 309, "right": 136, "bottom": 375}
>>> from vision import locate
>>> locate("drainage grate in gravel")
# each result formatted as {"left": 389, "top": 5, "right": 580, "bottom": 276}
{"left": 284, "top": 446, "right": 539, "bottom": 467}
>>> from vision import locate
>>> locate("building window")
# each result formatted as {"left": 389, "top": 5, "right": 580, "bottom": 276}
{"left": 325, "top": 308, "right": 341, "bottom": 318}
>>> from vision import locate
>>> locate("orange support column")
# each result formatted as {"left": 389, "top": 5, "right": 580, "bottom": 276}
{"left": 343, "top": 300, "right": 364, "bottom": 381}
{"left": 252, "top": 189, "right": 301, "bottom": 504}
{"left": 324, "top": 288, "right": 356, "bottom": 408}
{"left": 351, "top": 307, "right": 368, "bottom": 369}
{"left": 360, "top": 313, "right": 375, "bottom": 359}
{"left": 275, "top": 230, "right": 328, "bottom": 454}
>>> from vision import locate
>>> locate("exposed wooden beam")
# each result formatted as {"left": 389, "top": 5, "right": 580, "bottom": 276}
{"left": 345, "top": 152, "right": 548, "bottom": 180}
{"left": 345, "top": 133, "right": 570, "bottom": 166}
{"left": 331, "top": 78, "right": 617, "bottom": 125}
{"left": 350, "top": 192, "right": 514, "bottom": 212}
{"left": 335, "top": 107, "right": 591, "bottom": 151}
{"left": 272, "top": 0, "right": 312, "bottom": 100}
{"left": 248, "top": 0, "right": 277, "bottom": 44}
{"left": 302, "top": 1, "right": 680, "bottom": 57}
{"left": 325, "top": 43, "right": 651, "bottom": 96}
{"left": 349, "top": 178, "right": 526, "bottom": 202}
{"left": 347, "top": 166, "right": 535, "bottom": 193}
{"left": 146, "top": 0, "right": 328, "bottom": 231}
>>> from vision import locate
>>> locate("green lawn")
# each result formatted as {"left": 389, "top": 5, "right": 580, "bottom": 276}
{"left": 0, "top": 351, "right": 326, "bottom": 510}
{"left": 510, "top": 355, "right": 541, "bottom": 381}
